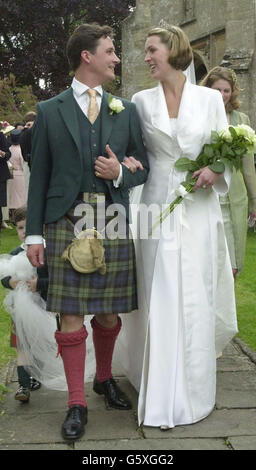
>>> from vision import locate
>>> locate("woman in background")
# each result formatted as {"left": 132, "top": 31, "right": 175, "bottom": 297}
{"left": 201, "top": 66, "right": 256, "bottom": 278}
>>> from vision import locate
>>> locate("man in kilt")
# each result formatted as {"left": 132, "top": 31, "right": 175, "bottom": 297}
{"left": 25, "top": 23, "right": 149, "bottom": 440}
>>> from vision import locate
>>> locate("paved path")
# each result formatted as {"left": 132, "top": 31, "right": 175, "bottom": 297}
{"left": 0, "top": 340, "right": 256, "bottom": 451}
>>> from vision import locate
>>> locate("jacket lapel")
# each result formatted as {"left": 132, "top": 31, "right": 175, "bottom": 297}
{"left": 151, "top": 83, "right": 172, "bottom": 137}
{"left": 57, "top": 88, "right": 82, "bottom": 156}
{"left": 151, "top": 80, "right": 193, "bottom": 140}
{"left": 100, "top": 91, "right": 117, "bottom": 154}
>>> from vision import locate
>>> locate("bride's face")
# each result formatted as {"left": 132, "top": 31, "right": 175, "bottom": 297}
{"left": 144, "top": 35, "right": 172, "bottom": 80}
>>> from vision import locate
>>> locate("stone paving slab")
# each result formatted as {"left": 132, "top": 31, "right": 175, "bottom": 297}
{"left": 1, "top": 341, "right": 256, "bottom": 451}
{"left": 75, "top": 437, "right": 229, "bottom": 451}
{"left": 0, "top": 411, "right": 66, "bottom": 445}
{"left": 2, "top": 383, "right": 68, "bottom": 415}
{"left": 2, "top": 377, "right": 138, "bottom": 415}
{"left": 0, "top": 443, "right": 69, "bottom": 450}
{"left": 229, "top": 436, "right": 256, "bottom": 450}
{"left": 216, "top": 371, "right": 256, "bottom": 409}
{"left": 0, "top": 407, "right": 140, "bottom": 445}
{"left": 142, "top": 409, "right": 256, "bottom": 439}
{"left": 216, "top": 354, "right": 256, "bottom": 372}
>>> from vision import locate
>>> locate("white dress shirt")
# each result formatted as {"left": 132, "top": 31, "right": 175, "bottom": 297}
{"left": 26, "top": 77, "right": 122, "bottom": 245}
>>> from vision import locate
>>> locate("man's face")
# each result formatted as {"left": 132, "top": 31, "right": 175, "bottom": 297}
{"left": 87, "top": 36, "right": 120, "bottom": 83}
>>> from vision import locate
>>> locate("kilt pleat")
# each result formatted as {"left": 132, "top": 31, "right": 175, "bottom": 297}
{"left": 45, "top": 199, "right": 137, "bottom": 316}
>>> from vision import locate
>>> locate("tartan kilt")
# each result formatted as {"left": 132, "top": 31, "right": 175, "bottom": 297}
{"left": 45, "top": 197, "right": 138, "bottom": 316}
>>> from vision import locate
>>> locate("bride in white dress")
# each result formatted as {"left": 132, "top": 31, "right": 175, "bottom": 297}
{"left": 116, "top": 25, "right": 237, "bottom": 429}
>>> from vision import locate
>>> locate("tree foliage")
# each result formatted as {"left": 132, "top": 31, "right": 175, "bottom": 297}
{"left": 0, "top": 0, "right": 135, "bottom": 99}
{"left": 0, "top": 74, "right": 37, "bottom": 124}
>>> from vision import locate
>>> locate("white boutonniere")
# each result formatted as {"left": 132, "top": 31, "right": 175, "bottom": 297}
{"left": 108, "top": 95, "right": 125, "bottom": 115}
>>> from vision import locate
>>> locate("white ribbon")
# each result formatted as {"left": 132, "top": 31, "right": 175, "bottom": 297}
{"left": 167, "top": 184, "right": 194, "bottom": 230}
{"left": 175, "top": 184, "right": 191, "bottom": 199}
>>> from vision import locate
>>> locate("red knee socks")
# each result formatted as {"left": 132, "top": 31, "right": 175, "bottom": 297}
{"left": 55, "top": 325, "right": 88, "bottom": 408}
{"left": 90, "top": 316, "right": 122, "bottom": 383}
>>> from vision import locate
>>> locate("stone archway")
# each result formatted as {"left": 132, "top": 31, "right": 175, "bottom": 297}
{"left": 193, "top": 50, "right": 208, "bottom": 83}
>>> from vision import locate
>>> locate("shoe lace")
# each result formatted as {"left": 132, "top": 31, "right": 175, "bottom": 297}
{"left": 68, "top": 407, "right": 83, "bottom": 421}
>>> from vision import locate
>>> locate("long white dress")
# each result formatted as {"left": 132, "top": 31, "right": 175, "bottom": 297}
{"left": 116, "top": 80, "right": 238, "bottom": 428}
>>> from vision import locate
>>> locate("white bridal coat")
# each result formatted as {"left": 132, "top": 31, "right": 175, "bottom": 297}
{"left": 116, "top": 80, "right": 237, "bottom": 428}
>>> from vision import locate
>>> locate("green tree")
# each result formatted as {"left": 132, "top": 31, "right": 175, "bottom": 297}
{"left": 0, "top": 75, "right": 37, "bottom": 125}
{"left": 0, "top": 0, "right": 135, "bottom": 99}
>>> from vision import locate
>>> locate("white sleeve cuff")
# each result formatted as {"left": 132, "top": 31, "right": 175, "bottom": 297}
{"left": 25, "top": 235, "right": 44, "bottom": 245}
{"left": 113, "top": 164, "right": 123, "bottom": 188}
{"left": 213, "top": 165, "right": 231, "bottom": 196}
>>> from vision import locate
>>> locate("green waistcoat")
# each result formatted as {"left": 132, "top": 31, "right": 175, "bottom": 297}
{"left": 74, "top": 100, "right": 109, "bottom": 194}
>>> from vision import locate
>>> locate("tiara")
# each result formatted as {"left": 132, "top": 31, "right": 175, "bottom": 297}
{"left": 159, "top": 19, "right": 172, "bottom": 30}
{"left": 158, "top": 19, "right": 178, "bottom": 35}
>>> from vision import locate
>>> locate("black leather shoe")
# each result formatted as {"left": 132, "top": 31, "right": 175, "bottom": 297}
{"left": 61, "top": 405, "right": 88, "bottom": 440}
{"left": 93, "top": 377, "right": 132, "bottom": 410}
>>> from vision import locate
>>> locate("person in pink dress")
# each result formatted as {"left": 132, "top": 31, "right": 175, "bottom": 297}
{"left": 7, "top": 129, "right": 27, "bottom": 219}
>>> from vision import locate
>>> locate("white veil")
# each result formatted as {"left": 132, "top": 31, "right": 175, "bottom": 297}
{"left": 0, "top": 250, "right": 97, "bottom": 391}
{"left": 183, "top": 60, "right": 196, "bottom": 84}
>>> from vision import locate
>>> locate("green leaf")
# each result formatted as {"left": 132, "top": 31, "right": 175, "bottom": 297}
{"left": 221, "top": 143, "right": 230, "bottom": 157}
{"left": 221, "top": 157, "right": 234, "bottom": 171}
{"left": 211, "top": 130, "right": 220, "bottom": 144}
{"left": 185, "top": 171, "right": 194, "bottom": 182}
{"left": 208, "top": 161, "right": 225, "bottom": 174}
{"left": 175, "top": 157, "right": 194, "bottom": 172}
{"left": 204, "top": 145, "right": 214, "bottom": 159}
{"left": 226, "top": 147, "right": 235, "bottom": 157}
{"left": 235, "top": 147, "right": 246, "bottom": 157}
{"left": 229, "top": 126, "right": 237, "bottom": 139}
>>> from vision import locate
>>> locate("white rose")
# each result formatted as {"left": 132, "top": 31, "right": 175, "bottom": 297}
{"left": 219, "top": 129, "right": 232, "bottom": 142}
{"left": 235, "top": 124, "right": 256, "bottom": 151}
{"left": 109, "top": 98, "right": 125, "bottom": 114}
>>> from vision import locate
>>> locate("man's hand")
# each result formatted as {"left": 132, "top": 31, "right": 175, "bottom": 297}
{"left": 95, "top": 144, "right": 120, "bottom": 180}
{"left": 193, "top": 167, "right": 220, "bottom": 190}
{"left": 122, "top": 156, "right": 144, "bottom": 174}
{"left": 27, "top": 244, "right": 44, "bottom": 268}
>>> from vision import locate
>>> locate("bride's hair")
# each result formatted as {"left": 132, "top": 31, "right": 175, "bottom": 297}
{"left": 147, "top": 25, "right": 193, "bottom": 71}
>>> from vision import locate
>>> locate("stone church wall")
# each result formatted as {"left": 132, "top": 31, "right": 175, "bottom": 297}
{"left": 121, "top": 0, "right": 256, "bottom": 128}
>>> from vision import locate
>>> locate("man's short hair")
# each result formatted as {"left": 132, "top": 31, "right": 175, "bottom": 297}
{"left": 66, "top": 23, "right": 113, "bottom": 71}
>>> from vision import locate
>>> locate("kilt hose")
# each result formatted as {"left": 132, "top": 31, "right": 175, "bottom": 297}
{"left": 45, "top": 196, "right": 138, "bottom": 316}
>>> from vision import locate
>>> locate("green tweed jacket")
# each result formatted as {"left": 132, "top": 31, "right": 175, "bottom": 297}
{"left": 221, "top": 110, "right": 256, "bottom": 272}
{"left": 26, "top": 88, "right": 149, "bottom": 236}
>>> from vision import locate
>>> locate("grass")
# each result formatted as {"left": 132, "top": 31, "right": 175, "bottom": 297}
{"left": 0, "top": 226, "right": 20, "bottom": 370}
{"left": 235, "top": 230, "right": 256, "bottom": 350}
{"left": 0, "top": 226, "right": 255, "bottom": 375}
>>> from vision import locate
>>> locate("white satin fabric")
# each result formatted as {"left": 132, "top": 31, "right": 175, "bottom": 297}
{"left": 116, "top": 80, "right": 237, "bottom": 428}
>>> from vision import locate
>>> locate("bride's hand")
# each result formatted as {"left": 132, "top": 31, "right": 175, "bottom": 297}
{"left": 193, "top": 167, "right": 220, "bottom": 190}
{"left": 122, "top": 156, "right": 144, "bottom": 174}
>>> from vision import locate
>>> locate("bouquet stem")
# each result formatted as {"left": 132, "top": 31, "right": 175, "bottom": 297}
{"left": 149, "top": 179, "right": 197, "bottom": 235}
